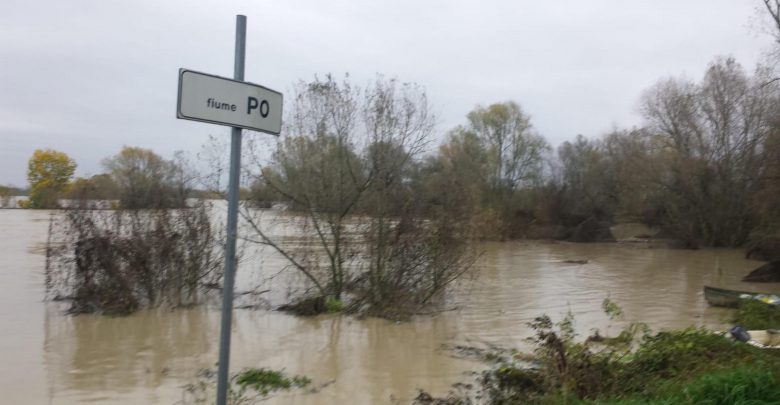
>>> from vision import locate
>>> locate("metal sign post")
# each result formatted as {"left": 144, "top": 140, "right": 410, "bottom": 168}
{"left": 175, "top": 14, "right": 282, "bottom": 405}
{"left": 215, "top": 14, "right": 246, "bottom": 405}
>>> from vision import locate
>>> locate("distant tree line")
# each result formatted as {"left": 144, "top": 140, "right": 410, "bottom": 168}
{"left": 23, "top": 54, "right": 780, "bottom": 254}
{"left": 247, "top": 57, "right": 779, "bottom": 251}
{"left": 24, "top": 146, "right": 195, "bottom": 209}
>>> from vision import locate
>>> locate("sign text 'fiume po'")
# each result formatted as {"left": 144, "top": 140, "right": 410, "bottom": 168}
{"left": 176, "top": 69, "right": 283, "bottom": 135}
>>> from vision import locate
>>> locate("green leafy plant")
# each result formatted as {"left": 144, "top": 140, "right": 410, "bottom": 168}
{"left": 234, "top": 368, "right": 311, "bottom": 396}
{"left": 734, "top": 300, "right": 780, "bottom": 330}
{"left": 180, "top": 367, "right": 311, "bottom": 405}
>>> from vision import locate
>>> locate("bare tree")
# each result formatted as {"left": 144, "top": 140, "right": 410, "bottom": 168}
{"left": 639, "top": 57, "right": 778, "bottom": 246}
{"left": 242, "top": 75, "right": 475, "bottom": 317}
{"left": 465, "top": 102, "right": 548, "bottom": 192}
{"left": 761, "top": 0, "right": 780, "bottom": 45}
{"left": 244, "top": 75, "right": 365, "bottom": 300}
{"left": 103, "top": 146, "right": 190, "bottom": 209}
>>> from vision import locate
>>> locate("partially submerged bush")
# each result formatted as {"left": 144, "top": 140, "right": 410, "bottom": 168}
{"left": 179, "top": 367, "right": 311, "bottom": 405}
{"left": 243, "top": 75, "right": 477, "bottom": 320}
{"left": 348, "top": 214, "right": 478, "bottom": 319}
{"left": 46, "top": 201, "right": 224, "bottom": 315}
{"left": 420, "top": 303, "right": 780, "bottom": 404}
{"left": 234, "top": 368, "right": 311, "bottom": 396}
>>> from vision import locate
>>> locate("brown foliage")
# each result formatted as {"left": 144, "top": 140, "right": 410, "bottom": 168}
{"left": 46, "top": 202, "right": 224, "bottom": 315}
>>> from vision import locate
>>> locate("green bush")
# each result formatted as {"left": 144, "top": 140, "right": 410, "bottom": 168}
{"left": 418, "top": 304, "right": 780, "bottom": 405}
{"left": 734, "top": 300, "right": 780, "bottom": 330}
{"left": 482, "top": 325, "right": 773, "bottom": 403}
{"left": 621, "top": 328, "right": 753, "bottom": 379}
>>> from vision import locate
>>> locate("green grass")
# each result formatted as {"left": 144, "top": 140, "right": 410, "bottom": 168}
{"left": 587, "top": 365, "right": 780, "bottom": 404}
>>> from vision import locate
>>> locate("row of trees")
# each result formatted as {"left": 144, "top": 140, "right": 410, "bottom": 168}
{"left": 236, "top": 55, "right": 779, "bottom": 317}
{"left": 248, "top": 56, "right": 779, "bottom": 250}
{"left": 35, "top": 58, "right": 780, "bottom": 316}
{"left": 25, "top": 146, "right": 193, "bottom": 209}
{"left": 26, "top": 55, "right": 779, "bottom": 249}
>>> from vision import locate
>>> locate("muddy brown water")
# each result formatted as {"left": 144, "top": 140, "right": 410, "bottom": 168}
{"left": 1, "top": 209, "right": 777, "bottom": 404}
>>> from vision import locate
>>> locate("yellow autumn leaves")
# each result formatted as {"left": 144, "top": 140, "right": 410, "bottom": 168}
{"left": 27, "top": 149, "right": 76, "bottom": 208}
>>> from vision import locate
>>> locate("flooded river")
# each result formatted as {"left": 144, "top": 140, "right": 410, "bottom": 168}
{"left": 1, "top": 209, "right": 776, "bottom": 404}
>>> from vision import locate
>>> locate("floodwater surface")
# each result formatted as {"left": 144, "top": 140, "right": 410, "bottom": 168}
{"left": 0, "top": 209, "right": 775, "bottom": 404}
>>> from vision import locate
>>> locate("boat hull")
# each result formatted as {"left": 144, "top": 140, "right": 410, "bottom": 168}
{"left": 704, "top": 286, "right": 756, "bottom": 308}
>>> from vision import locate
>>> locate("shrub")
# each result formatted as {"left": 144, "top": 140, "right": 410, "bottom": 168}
{"left": 420, "top": 315, "right": 780, "bottom": 404}
{"left": 734, "top": 300, "right": 780, "bottom": 330}
{"left": 46, "top": 201, "right": 224, "bottom": 315}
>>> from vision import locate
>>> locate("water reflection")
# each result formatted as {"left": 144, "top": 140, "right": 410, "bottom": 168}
{"left": 43, "top": 306, "right": 218, "bottom": 402}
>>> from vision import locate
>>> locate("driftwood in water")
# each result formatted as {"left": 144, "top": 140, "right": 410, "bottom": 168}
{"left": 562, "top": 260, "right": 588, "bottom": 265}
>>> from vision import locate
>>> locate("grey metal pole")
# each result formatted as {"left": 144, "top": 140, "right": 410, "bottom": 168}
{"left": 216, "top": 14, "right": 246, "bottom": 405}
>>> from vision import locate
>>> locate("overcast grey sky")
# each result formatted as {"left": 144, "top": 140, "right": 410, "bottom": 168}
{"left": 0, "top": 0, "right": 775, "bottom": 186}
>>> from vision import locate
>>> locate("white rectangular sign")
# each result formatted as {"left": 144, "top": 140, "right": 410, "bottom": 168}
{"left": 177, "top": 69, "right": 283, "bottom": 135}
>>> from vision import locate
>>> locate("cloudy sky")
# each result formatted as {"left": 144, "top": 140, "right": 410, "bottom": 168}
{"left": 0, "top": 0, "right": 775, "bottom": 186}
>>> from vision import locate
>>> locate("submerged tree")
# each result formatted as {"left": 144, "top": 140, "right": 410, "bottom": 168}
{"left": 27, "top": 149, "right": 77, "bottom": 209}
{"left": 247, "top": 75, "right": 366, "bottom": 301}
{"left": 555, "top": 135, "right": 619, "bottom": 225}
{"left": 423, "top": 102, "right": 548, "bottom": 239}
{"left": 416, "top": 129, "right": 491, "bottom": 235}
{"left": 103, "top": 146, "right": 190, "bottom": 209}
{"left": 66, "top": 174, "right": 119, "bottom": 207}
{"left": 465, "top": 102, "right": 548, "bottom": 194}
{"left": 0, "top": 185, "right": 13, "bottom": 208}
{"left": 639, "top": 57, "right": 778, "bottom": 246}
{"left": 243, "top": 75, "right": 476, "bottom": 317}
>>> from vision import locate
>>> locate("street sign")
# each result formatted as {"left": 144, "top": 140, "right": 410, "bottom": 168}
{"left": 177, "top": 68, "right": 283, "bottom": 135}
{"left": 174, "top": 16, "right": 284, "bottom": 405}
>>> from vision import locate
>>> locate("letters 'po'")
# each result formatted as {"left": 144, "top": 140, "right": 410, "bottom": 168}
{"left": 247, "top": 97, "right": 270, "bottom": 118}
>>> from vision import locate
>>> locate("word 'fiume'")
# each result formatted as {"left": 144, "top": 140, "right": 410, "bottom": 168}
{"left": 206, "top": 97, "right": 270, "bottom": 118}
{"left": 206, "top": 98, "right": 236, "bottom": 111}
